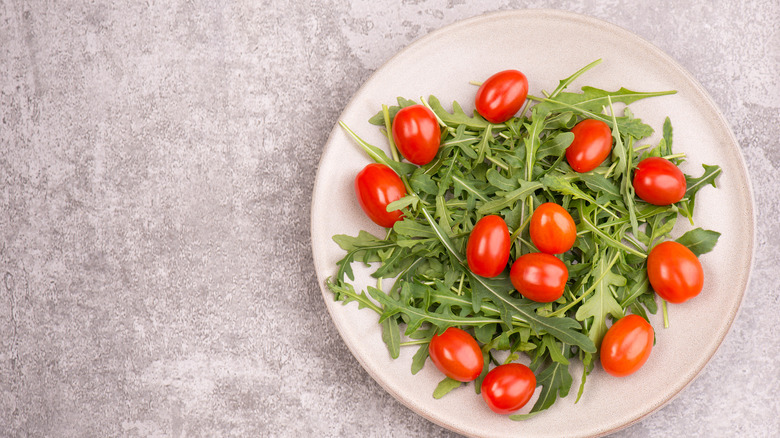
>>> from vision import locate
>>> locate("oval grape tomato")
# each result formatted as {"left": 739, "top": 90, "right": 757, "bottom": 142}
{"left": 600, "top": 314, "right": 655, "bottom": 377}
{"left": 354, "top": 163, "right": 406, "bottom": 228}
{"left": 475, "top": 70, "right": 529, "bottom": 124}
{"left": 481, "top": 363, "right": 536, "bottom": 414}
{"left": 647, "top": 241, "right": 704, "bottom": 303}
{"left": 466, "top": 215, "right": 511, "bottom": 278}
{"left": 510, "top": 253, "right": 568, "bottom": 303}
{"left": 391, "top": 104, "right": 441, "bottom": 166}
{"left": 566, "top": 119, "right": 613, "bottom": 173}
{"left": 428, "top": 327, "right": 484, "bottom": 382}
{"left": 530, "top": 203, "right": 577, "bottom": 254}
{"left": 633, "top": 157, "right": 687, "bottom": 205}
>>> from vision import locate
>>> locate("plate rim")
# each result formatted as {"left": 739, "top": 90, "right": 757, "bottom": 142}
{"left": 310, "top": 8, "right": 756, "bottom": 437}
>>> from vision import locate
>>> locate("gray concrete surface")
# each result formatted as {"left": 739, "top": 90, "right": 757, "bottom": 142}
{"left": 0, "top": 0, "right": 778, "bottom": 437}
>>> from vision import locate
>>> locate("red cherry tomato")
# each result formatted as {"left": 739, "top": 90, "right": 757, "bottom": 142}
{"left": 510, "top": 253, "right": 568, "bottom": 303}
{"left": 466, "top": 215, "right": 511, "bottom": 278}
{"left": 600, "top": 314, "right": 655, "bottom": 377}
{"left": 475, "top": 70, "right": 529, "bottom": 124}
{"left": 354, "top": 163, "right": 406, "bottom": 228}
{"left": 391, "top": 105, "right": 441, "bottom": 165}
{"left": 633, "top": 157, "right": 687, "bottom": 205}
{"left": 529, "top": 203, "right": 577, "bottom": 254}
{"left": 566, "top": 119, "right": 613, "bottom": 173}
{"left": 647, "top": 241, "right": 704, "bottom": 303}
{"left": 428, "top": 327, "right": 484, "bottom": 382}
{"left": 481, "top": 363, "right": 536, "bottom": 414}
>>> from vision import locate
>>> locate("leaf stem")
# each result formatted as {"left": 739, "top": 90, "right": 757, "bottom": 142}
{"left": 382, "top": 105, "right": 415, "bottom": 195}
{"left": 549, "top": 58, "right": 603, "bottom": 98}
{"left": 486, "top": 155, "right": 510, "bottom": 171}
{"left": 622, "top": 233, "right": 646, "bottom": 252}
{"left": 510, "top": 214, "right": 533, "bottom": 244}
{"left": 382, "top": 105, "right": 402, "bottom": 163}
{"left": 400, "top": 339, "right": 430, "bottom": 347}
{"left": 420, "top": 96, "right": 451, "bottom": 130}
{"left": 662, "top": 299, "right": 670, "bottom": 328}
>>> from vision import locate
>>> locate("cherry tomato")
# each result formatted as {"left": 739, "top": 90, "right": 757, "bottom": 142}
{"left": 481, "top": 363, "right": 536, "bottom": 414}
{"left": 354, "top": 163, "right": 406, "bottom": 228}
{"left": 391, "top": 104, "right": 440, "bottom": 165}
{"left": 633, "top": 157, "right": 687, "bottom": 205}
{"left": 600, "top": 314, "right": 655, "bottom": 377}
{"left": 475, "top": 70, "right": 529, "bottom": 124}
{"left": 647, "top": 241, "right": 704, "bottom": 303}
{"left": 510, "top": 253, "right": 568, "bottom": 303}
{"left": 428, "top": 327, "right": 483, "bottom": 382}
{"left": 566, "top": 119, "right": 613, "bottom": 173}
{"left": 466, "top": 215, "right": 511, "bottom": 278}
{"left": 529, "top": 203, "right": 577, "bottom": 254}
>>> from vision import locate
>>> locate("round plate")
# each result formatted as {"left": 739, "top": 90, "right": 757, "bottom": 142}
{"left": 311, "top": 9, "right": 754, "bottom": 438}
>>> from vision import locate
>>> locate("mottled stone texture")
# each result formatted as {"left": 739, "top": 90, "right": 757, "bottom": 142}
{"left": 0, "top": 0, "right": 777, "bottom": 437}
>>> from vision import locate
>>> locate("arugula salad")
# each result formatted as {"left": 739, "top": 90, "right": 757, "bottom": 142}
{"left": 325, "top": 60, "right": 721, "bottom": 419}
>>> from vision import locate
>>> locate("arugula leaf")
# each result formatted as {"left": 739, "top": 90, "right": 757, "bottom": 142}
{"left": 532, "top": 96, "right": 657, "bottom": 139}
{"left": 534, "top": 86, "right": 676, "bottom": 116}
{"left": 332, "top": 231, "right": 394, "bottom": 281}
{"left": 548, "top": 58, "right": 603, "bottom": 98}
{"left": 381, "top": 315, "right": 401, "bottom": 359}
{"left": 662, "top": 117, "right": 674, "bottom": 157}
{"left": 326, "top": 280, "right": 382, "bottom": 314}
{"left": 411, "top": 343, "right": 430, "bottom": 375}
{"left": 469, "top": 273, "right": 596, "bottom": 353}
{"left": 608, "top": 97, "right": 639, "bottom": 237}
{"left": 433, "top": 377, "right": 463, "bottom": 399}
{"left": 578, "top": 172, "right": 620, "bottom": 198}
{"left": 510, "top": 359, "right": 572, "bottom": 420}
{"left": 676, "top": 228, "right": 721, "bottom": 256}
{"left": 369, "top": 285, "right": 500, "bottom": 334}
{"left": 340, "top": 121, "right": 417, "bottom": 175}
{"left": 477, "top": 180, "right": 544, "bottom": 215}
{"left": 536, "top": 132, "right": 574, "bottom": 160}
{"left": 427, "top": 95, "right": 492, "bottom": 130}
{"left": 575, "top": 250, "right": 626, "bottom": 347}
{"left": 679, "top": 164, "right": 722, "bottom": 220}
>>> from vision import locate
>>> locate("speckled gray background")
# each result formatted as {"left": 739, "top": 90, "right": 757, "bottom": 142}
{"left": 0, "top": 0, "right": 778, "bottom": 437}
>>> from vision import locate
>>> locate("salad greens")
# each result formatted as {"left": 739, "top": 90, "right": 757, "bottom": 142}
{"left": 325, "top": 60, "right": 721, "bottom": 419}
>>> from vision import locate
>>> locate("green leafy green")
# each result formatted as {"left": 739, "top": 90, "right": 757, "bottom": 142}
{"left": 511, "top": 358, "right": 572, "bottom": 420}
{"left": 676, "top": 228, "right": 721, "bottom": 256}
{"left": 575, "top": 249, "right": 626, "bottom": 347}
{"left": 427, "top": 95, "right": 493, "bottom": 130}
{"left": 433, "top": 377, "right": 463, "bottom": 399}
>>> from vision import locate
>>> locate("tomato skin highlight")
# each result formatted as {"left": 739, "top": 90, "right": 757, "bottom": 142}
{"left": 529, "top": 203, "right": 577, "bottom": 254}
{"left": 509, "top": 253, "right": 568, "bottom": 302}
{"left": 481, "top": 363, "right": 536, "bottom": 414}
{"left": 566, "top": 119, "right": 613, "bottom": 173}
{"left": 600, "top": 314, "right": 655, "bottom": 377}
{"left": 647, "top": 241, "right": 704, "bottom": 303}
{"left": 633, "top": 157, "right": 687, "bottom": 205}
{"left": 428, "top": 327, "right": 484, "bottom": 382}
{"left": 466, "top": 215, "right": 511, "bottom": 278}
{"left": 391, "top": 105, "right": 441, "bottom": 165}
{"left": 475, "top": 70, "right": 529, "bottom": 124}
{"left": 354, "top": 163, "right": 406, "bottom": 228}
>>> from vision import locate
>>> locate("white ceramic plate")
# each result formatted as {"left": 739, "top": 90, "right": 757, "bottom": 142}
{"left": 311, "top": 9, "right": 754, "bottom": 438}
